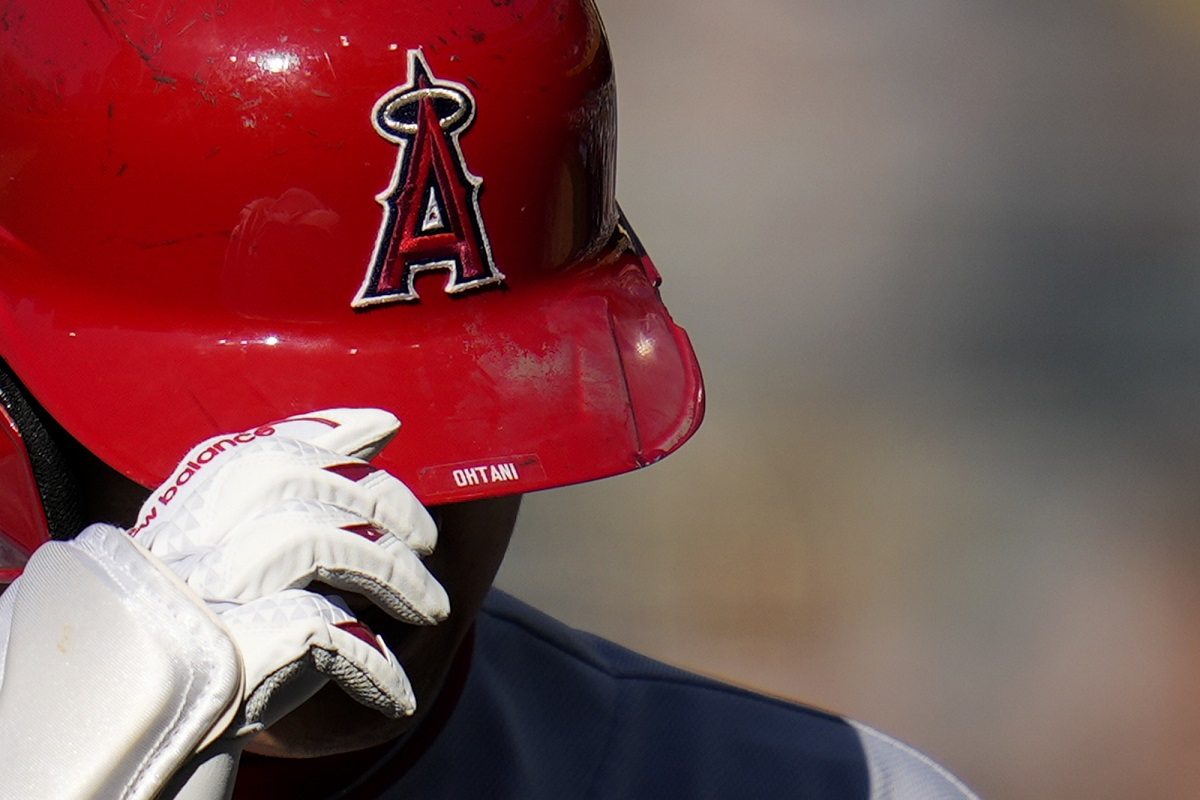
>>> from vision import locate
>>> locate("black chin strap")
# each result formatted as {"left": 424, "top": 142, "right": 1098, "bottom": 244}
{"left": 0, "top": 364, "right": 83, "bottom": 541}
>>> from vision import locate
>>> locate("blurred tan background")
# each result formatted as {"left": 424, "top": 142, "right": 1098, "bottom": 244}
{"left": 496, "top": 2, "right": 1200, "bottom": 798}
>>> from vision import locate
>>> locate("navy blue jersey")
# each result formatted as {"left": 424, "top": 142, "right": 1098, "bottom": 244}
{"left": 238, "top": 590, "right": 978, "bottom": 799}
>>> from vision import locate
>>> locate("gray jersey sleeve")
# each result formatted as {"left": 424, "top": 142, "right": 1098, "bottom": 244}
{"left": 850, "top": 721, "right": 981, "bottom": 799}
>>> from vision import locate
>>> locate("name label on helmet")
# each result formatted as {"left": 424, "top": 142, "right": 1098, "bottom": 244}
{"left": 354, "top": 49, "right": 505, "bottom": 307}
{"left": 419, "top": 454, "right": 546, "bottom": 500}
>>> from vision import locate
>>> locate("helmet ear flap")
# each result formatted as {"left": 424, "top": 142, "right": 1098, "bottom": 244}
{"left": 0, "top": 364, "right": 82, "bottom": 582}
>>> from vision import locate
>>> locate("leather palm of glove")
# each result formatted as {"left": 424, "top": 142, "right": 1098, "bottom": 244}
{"left": 0, "top": 409, "right": 448, "bottom": 800}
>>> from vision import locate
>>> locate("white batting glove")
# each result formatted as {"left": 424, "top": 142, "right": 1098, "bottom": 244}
{"left": 0, "top": 408, "right": 447, "bottom": 800}
{"left": 131, "top": 408, "right": 448, "bottom": 733}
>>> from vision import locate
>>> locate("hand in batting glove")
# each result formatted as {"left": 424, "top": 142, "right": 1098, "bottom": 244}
{"left": 0, "top": 409, "right": 447, "bottom": 800}
{"left": 130, "top": 408, "right": 448, "bottom": 734}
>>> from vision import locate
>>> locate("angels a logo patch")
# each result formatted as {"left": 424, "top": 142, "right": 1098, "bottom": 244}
{"left": 353, "top": 49, "right": 504, "bottom": 308}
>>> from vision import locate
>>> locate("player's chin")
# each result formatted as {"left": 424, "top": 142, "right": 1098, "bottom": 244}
{"left": 244, "top": 681, "right": 416, "bottom": 758}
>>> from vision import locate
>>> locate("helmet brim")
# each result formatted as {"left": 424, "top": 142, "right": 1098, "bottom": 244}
{"left": 0, "top": 229, "right": 704, "bottom": 505}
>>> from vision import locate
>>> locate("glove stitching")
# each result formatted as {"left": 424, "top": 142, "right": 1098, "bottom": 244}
{"left": 240, "top": 659, "right": 309, "bottom": 734}
{"left": 314, "top": 566, "right": 434, "bottom": 625}
{"left": 310, "top": 645, "right": 407, "bottom": 718}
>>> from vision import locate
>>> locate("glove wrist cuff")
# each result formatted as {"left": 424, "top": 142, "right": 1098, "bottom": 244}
{"left": 0, "top": 525, "right": 243, "bottom": 800}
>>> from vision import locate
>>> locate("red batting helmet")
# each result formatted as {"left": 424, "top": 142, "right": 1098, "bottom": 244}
{"left": 0, "top": 0, "right": 704, "bottom": 579}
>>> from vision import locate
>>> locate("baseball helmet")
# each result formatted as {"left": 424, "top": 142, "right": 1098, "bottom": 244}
{"left": 0, "top": 0, "right": 704, "bottom": 579}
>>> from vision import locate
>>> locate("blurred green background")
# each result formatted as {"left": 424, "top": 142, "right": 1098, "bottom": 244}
{"left": 497, "top": 2, "right": 1200, "bottom": 797}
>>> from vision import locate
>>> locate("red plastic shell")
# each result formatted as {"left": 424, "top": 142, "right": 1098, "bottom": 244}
{"left": 0, "top": 1, "right": 704, "bottom": 517}
{"left": 0, "top": 403, "right": 46, "bottom": 579}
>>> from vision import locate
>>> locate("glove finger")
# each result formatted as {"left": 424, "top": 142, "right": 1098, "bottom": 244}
{"left": 265, "top": 408, "right": 401, "bottom": 460}
{"left": 203, "top": 501, "right": 449, "bottom": 625}
{"left": 323, "top": 464, "right": 437, "bottom": 555}
{"left": 316, "top": 615, "right": 415, "bottom": 718}
{"left": 211, "top": 455, "right": 438, "bottom": 555}
{"left": 221, "top": 590, "right": 416, "bottom": 731}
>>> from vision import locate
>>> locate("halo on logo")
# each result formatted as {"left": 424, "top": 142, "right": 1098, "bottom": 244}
{"left": 375, "top": 87, "right": 473, "bottom": 139}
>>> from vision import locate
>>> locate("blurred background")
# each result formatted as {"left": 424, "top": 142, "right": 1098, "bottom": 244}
{"left": 496, "top": 2, "right": 1200, "bottom": 798}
